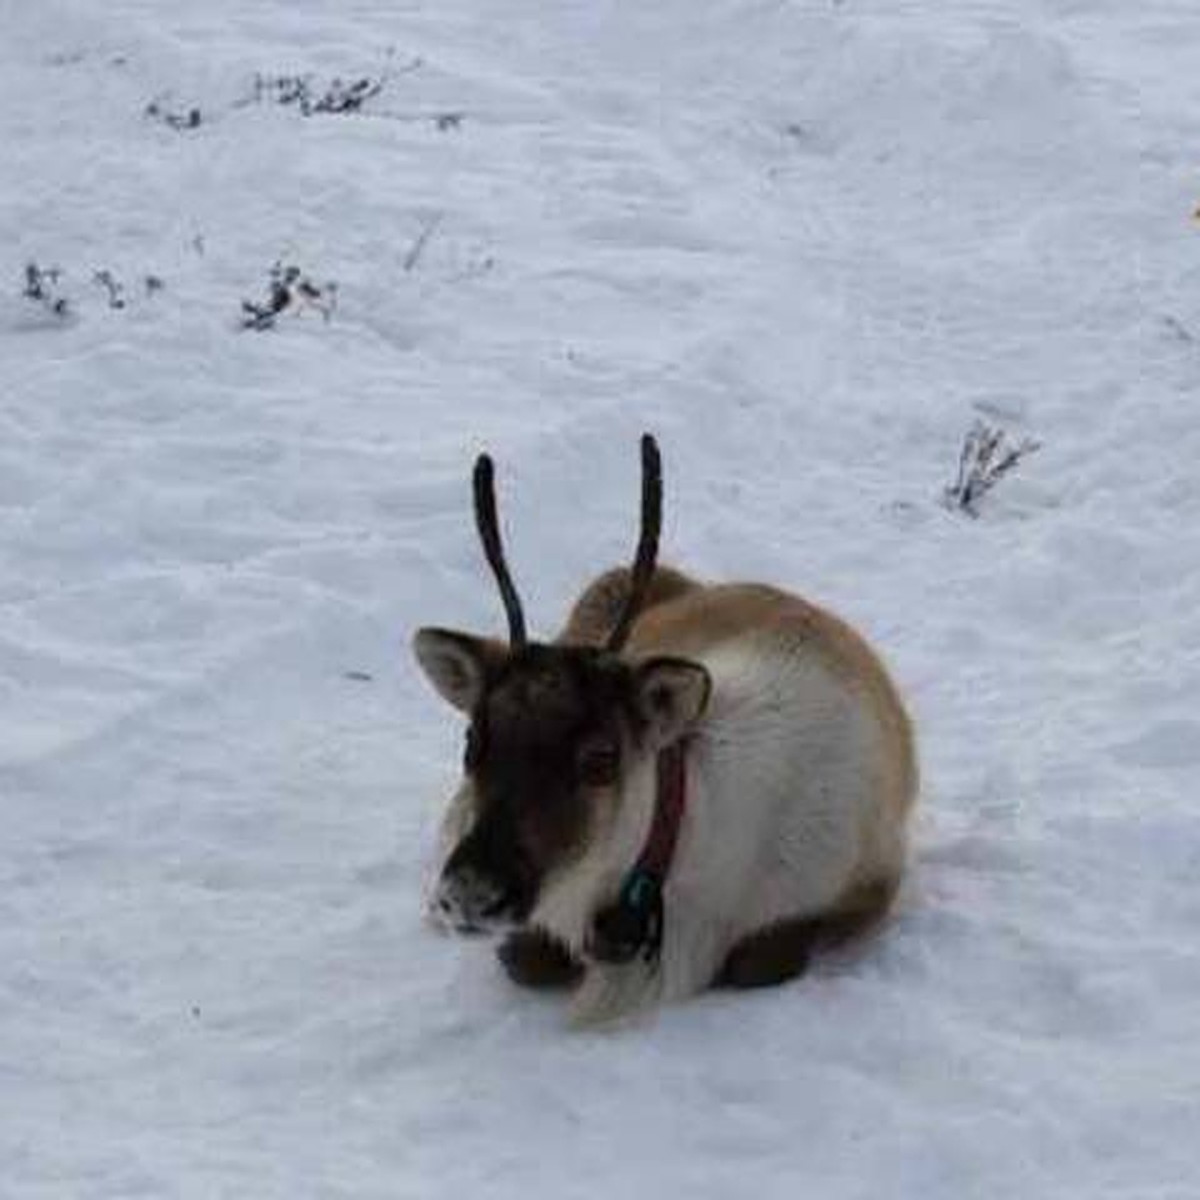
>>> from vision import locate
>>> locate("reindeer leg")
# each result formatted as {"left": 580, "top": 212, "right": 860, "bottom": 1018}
{"left": 715, "top": 878, "right": 898, "bottom": 989}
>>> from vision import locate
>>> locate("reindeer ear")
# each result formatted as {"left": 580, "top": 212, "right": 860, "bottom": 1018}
{"left": 634, "top": 656, "right": 711, "bottom": 747}
{"left": 412, "top": 628, "right": 507, "bottom": 713}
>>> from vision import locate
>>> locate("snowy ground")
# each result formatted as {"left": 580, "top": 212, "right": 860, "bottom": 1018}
{"left": 3, "top": 0, "right": 1200, "bottom": 1195}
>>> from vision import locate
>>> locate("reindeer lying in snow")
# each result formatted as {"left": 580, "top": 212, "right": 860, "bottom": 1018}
{"left": 414, "top": 436, "right": 917, "bottom": 1025}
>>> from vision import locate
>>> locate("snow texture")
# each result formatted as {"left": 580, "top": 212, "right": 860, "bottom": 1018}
{"left": 3, "top": 0, "right": 1199, "bottom": 1196}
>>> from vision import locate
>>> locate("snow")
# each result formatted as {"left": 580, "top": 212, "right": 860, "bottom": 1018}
{"left": 3, "top": 0, "right": 1199, "bottom": 1195}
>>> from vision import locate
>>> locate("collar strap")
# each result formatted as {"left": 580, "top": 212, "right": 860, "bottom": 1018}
{"left": 638, "top": 739, "right": 689, "bottom": 880}
{"left": 595, "top": 740, "right": 689, "bottom": 964}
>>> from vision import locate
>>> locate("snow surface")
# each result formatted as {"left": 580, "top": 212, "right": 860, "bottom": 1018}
{"left": 3, "top": 0, "right": 1200, "bottom": 1195}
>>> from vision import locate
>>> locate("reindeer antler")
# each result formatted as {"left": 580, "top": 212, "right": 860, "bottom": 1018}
{"left": 606, "top": 433, "right": 663, "bottom": 653}
{"left": 473, "top": 454, "right": 528, "bottom": 648}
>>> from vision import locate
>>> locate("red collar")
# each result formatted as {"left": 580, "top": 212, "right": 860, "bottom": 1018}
{"left": 637, "top": 739, "right": 689, "bottom": 881}
{"left": 591, "top": 740, "right": 690, "bottom": 963}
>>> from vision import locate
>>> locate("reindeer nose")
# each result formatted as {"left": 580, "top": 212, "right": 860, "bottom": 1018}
{"left": 433, "top": 864, "right": 513, "bottom": 934}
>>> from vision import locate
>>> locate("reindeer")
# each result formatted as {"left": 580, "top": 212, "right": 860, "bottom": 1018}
{"left": 413, "top": 436, "right": 917, "bottom": 1025}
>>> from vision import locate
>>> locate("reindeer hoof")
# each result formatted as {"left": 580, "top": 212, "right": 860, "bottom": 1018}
{"left": 586, "top": 904, "right": 645, "bottom": 965}
{"left": 498, "top": 929, "right": 583, "bottom": 989}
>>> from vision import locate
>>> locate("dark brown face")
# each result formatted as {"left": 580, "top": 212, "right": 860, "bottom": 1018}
{"left": 438, "top": 644, "right": 639, "bottom": 929}
{"left": 415, "top": 626, "right": 712, "bottom": 933}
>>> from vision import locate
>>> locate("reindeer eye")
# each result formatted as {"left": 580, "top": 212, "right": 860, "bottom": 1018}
{"left": 463, "top": 726, "right": 484, "bottom": 771}
{"left": 577, "top": 739, "right": 619, "bottom": 787}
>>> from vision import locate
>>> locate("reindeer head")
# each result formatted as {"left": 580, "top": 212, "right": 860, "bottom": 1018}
{"left": 414, "top": 437, "right": 710, "bottom": 933}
